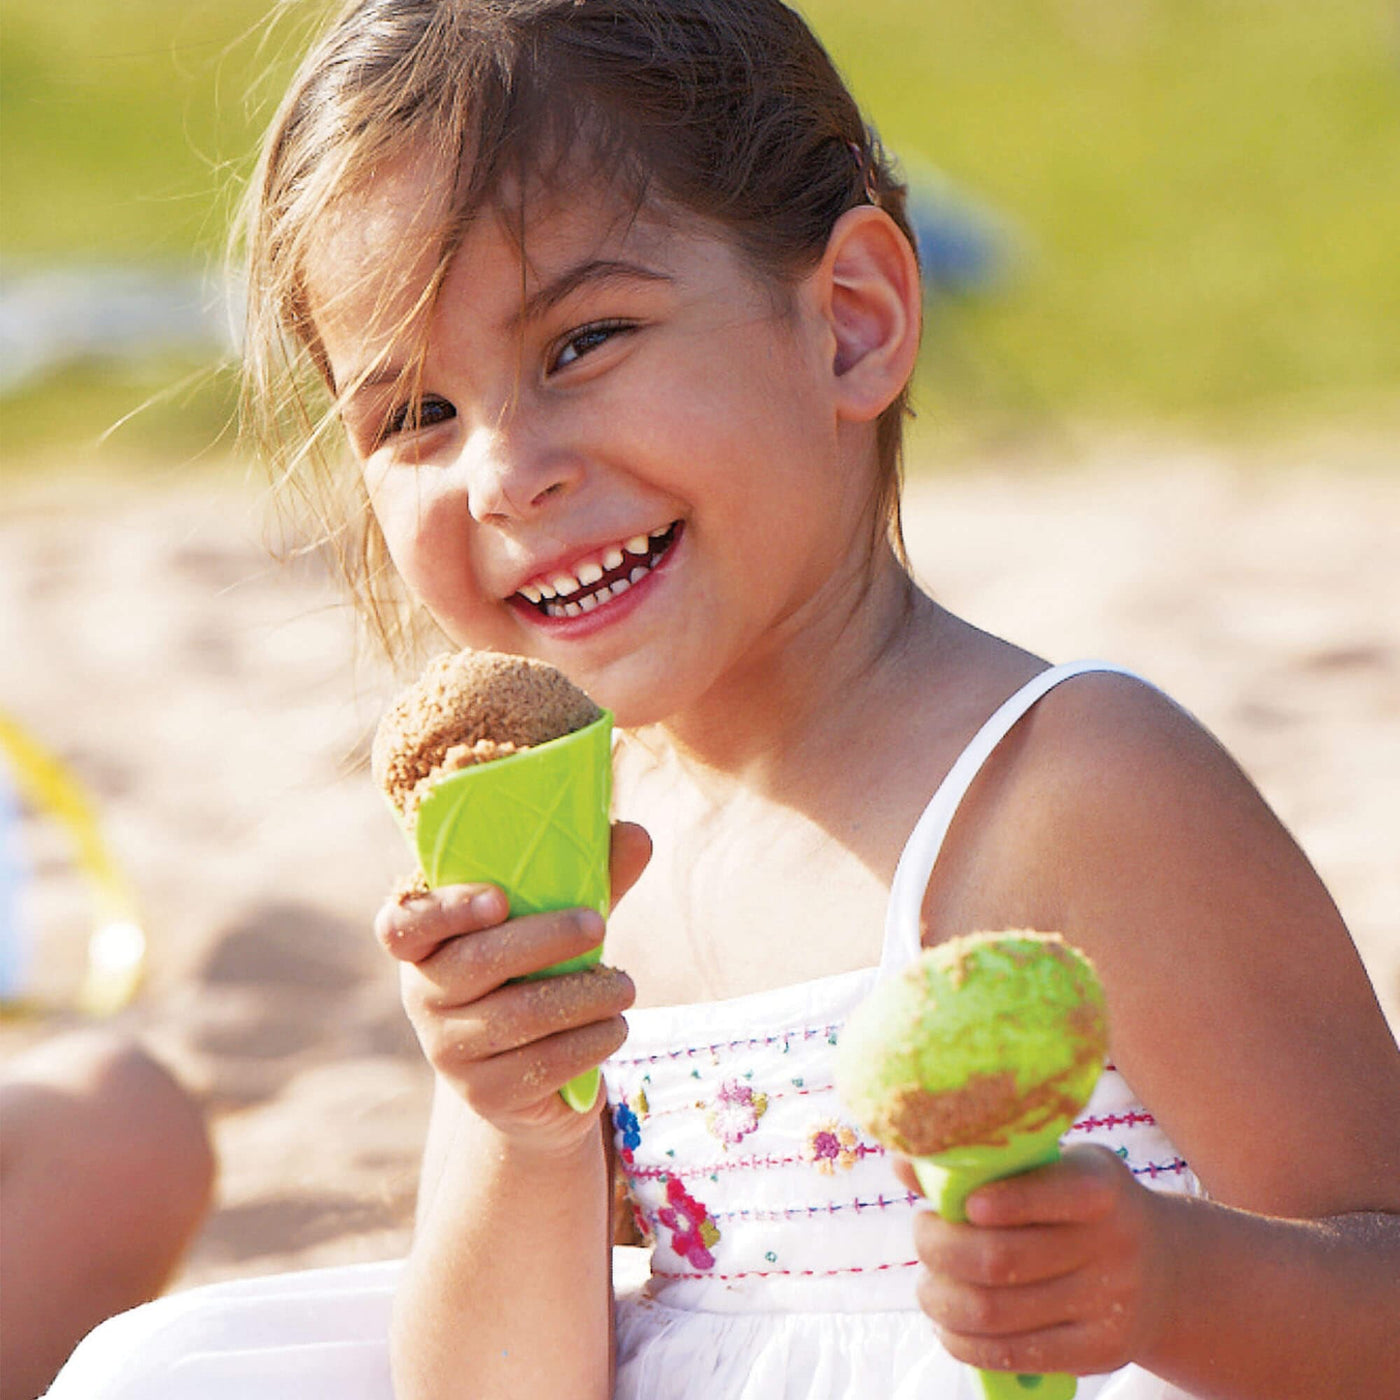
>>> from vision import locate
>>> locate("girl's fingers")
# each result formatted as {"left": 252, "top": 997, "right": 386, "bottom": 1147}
{"left": 428, "top": 964, "right": 635, "bottom": 1058}
{"left": 894, "top": 1147, "right": 1129, "bottom": 1228}
{"left": 913, "top": 1215, "right": 1092, "bottom": 1289}
{"left": 377, "top": 818, "right": 647, "bottom": 965}
{"left": 380, "top": 826, "right": 644, "bottom": 1120}
{"left": 374, "top": 884, "right": 508, "bottom": 963}
{"left": 411, "top": 963, "right": 634, "bottom": 1069}
{"left": 911, "top": 1151, "right": 1158, "bottom": 1379}
{"left": 408, "top": 907, "right": 606, "bottom": 1007}
{"left": 933, "top": 1320, "right": 1100, "bottom": 1379}
{"left": 459, "top": 1017, "right": 632, "bottom": 1117}
{"left": 917, "top": 1253, "right": 1089, "bottom": 1338}
{"left": 922, "top": 1247, "right": 1141, "bottom": 1376}
{"left": 964, "top": 1146, "right": 1128, "bottom": 1228}
{"left": 609, "top": 820, "right": 652, "bottom": 909}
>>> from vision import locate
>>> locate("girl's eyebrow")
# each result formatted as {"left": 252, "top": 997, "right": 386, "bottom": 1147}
{"left": 336, "top": 259, "right": 673, "bottom": 399}
{"left": 508, "top": 258, "right": 674, "bottom": 329}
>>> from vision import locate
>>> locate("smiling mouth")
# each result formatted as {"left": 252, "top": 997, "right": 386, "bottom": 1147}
{"left": 515, "top": 521, "right": 682, "bottom": 619}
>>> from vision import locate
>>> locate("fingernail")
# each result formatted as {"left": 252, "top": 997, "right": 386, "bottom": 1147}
{"left": 578, "top": 909, "right": 605, "bottom": 943}
{"left": 470, "top": 889, "right": 503, "bottom": 919}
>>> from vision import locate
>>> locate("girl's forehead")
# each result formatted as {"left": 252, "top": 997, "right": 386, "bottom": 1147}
{"left": 305, "top": 154, "right": 684, "bottom": 352}
{"left": 304, "top": 156, "right": 447, "bottom": 330}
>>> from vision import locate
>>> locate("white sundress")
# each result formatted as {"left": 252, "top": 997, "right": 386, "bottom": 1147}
{"left": 48, "top": 661, "right": 1202, "bottom": 1399}
{"left": 604, "top": 661, "right": 1200, "bottom": 1399}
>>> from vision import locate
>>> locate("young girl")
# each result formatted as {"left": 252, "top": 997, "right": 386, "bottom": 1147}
{"left": 47, "top": 1, "right": 1400, "bottom": 1397}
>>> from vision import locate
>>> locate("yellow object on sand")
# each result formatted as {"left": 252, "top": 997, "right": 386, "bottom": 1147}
{"left": 0, "top": 711, "right": 146, "bottom": 1015}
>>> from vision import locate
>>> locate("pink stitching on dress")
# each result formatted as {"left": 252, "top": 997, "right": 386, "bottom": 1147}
{"left": 609, "top": 1025, "right": 845, "bottom": 1066}
{"left": 625, "top": 1142, "right": 884, "bottom": 1183}
{"left": 651, "top": 1258, "right": 921, "bottom": 1282}
{"left": 1131, "top": 1158, "right": 1191, "bottom": 1179}
{"left": 710, "top": 1191, "right": 921, "bottom": 1223}
{"left": 1070, "top": 1110, "right": 1156, "bottom": 1132}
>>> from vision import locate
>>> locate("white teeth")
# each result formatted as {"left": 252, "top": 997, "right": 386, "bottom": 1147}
{"left": 530, "top": 528, "right": 674, "bottom": 618}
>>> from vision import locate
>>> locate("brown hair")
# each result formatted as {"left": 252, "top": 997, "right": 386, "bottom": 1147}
{"left": 237, "top": 0, "right": 921, "bottom": 659}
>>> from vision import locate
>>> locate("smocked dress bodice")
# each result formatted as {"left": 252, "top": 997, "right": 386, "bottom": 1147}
{"left": 605, "top": 973, "right": 1194, "bottom": 1320}
{"left": 601, "top": 661, "right": 1201, "bottom": 1399}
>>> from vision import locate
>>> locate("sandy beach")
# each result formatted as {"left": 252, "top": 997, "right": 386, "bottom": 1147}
{"left": 2, "top": 430, "right": 1396, "bottom": 1293}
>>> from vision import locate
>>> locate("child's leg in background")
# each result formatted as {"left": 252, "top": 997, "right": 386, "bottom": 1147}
{"left": 0, "top": 1030, "right": 215, "bottom": 1400}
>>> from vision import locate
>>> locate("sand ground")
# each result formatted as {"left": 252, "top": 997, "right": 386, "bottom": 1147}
{"left": 2, "top": 431, "right": 1396, "bottom": 1290}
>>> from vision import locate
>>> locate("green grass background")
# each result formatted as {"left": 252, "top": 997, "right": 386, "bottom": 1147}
{"left": 3, "top": 0, "right": 1398, "bottom": 464}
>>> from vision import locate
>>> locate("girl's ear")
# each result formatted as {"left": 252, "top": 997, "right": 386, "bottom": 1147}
{"left": 813, "top": 206, "right": 922, "bottom": 422}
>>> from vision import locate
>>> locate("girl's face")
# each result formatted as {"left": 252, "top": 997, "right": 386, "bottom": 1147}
{"left": 309, "top": 155, "right": 879, "bottom": 726}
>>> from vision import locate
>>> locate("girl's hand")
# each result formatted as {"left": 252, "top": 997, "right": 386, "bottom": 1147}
{"left": 896, "top": 1145, "right": 1173, "bottom": 1378}
{"left": 374, "top": 821, "right": 650, "bottom": 1146}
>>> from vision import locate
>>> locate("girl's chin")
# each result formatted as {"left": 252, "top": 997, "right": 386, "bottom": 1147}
{"left": 430, "top": 608, "right": 709, "bottom": 724}
{"left": 570, "top": 673, "right": 686, "bottom": 731}
{"left": 573, "top": 647, "right": 723, "bottom": 729}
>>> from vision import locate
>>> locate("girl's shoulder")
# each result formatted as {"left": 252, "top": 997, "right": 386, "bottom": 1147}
{"left": 1006, "top": 667, "right": 1303, "bottom": 917}
{"left": 961, "top": 664, "right": 1256, "bottom": 853}
{"left": 928, "top": 666, "right": 1241, "bottom": 898}
{"left": 951, "top": 666, "right": 1400, "bottom": 1216}
{"left": 1008, "top": 665, "right": 1222, "bottom": 780}
{"left": 957, "top": 663, "right": 1311, "bottom": 953}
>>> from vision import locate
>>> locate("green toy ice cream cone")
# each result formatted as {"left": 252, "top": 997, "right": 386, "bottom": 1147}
{"left": 412, "top": 713, "right": 613, "bottom": 1112}
{"left": 836, "top": 931, "right": 1109, "bottom": 1400}
{"left": 374, "top": 650, "right": 615, "bottom": 1114}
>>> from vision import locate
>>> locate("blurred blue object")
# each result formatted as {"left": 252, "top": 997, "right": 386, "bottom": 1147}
{"left": 0, "top": 760, "right": 30, "bottom": 1004}
{"left": 904, "top": 167, "right": 1017, "bottom": 296}
{"left": 0, "top": 265, "right": 234, "bottom": 394}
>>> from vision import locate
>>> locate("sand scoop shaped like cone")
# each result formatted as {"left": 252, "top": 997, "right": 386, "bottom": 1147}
{"left": 412, "top": 712, "right": 614, "bottom": 1112}
{"left": 912, "top": 1122, "right": 1083, "bottom": 1400}
{"left": 836, "top": 932, "right": 1110, "bottom": 1400}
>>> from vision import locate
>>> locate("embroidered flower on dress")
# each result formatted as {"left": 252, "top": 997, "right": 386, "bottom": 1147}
{"left": 705, "top": 1078, "right": 768, "bottom": 1147}
{"left": 614, "top": 1100, "right": 642, "bottom": 1166}
{"left": 806, "top": 1119, "right": 860, "bottom": 1174}
{"left": 629, "top": 1197, "right": 655, "bottom": 1247}
{"left": 656, "top": 1176, "right": 721, "bottom": 1269}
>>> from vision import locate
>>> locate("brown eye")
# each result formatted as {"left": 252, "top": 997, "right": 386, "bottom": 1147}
{"left": 380, "top": 395, "right": 455, "bottom": 443}
{"left": 552, "top": 320, "right": 634, "bottom": 372}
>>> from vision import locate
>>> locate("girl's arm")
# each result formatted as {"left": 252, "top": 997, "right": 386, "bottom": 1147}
{"left": 914, "top": 673, "right": 1400, "bottom": 1398}
{"left": 908, "top": 1142, "right": 1400, "bottom": 1397}
{"left": 380, "top": 823, "right": 650, "bottom": 1400}
{"left": 393, "top": 1073, "right": 616, "bottom": 1400}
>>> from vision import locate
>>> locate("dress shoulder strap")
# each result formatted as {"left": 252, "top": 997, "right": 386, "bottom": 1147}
{"left": 877, "top": 659, "right": 1144, "bottom": 979}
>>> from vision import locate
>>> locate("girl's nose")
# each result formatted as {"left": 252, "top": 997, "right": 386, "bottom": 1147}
{"left": 460, "top": 421, "right": 581, "bottom": 524}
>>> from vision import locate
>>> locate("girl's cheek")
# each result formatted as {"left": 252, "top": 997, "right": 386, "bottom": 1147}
{"left": 361, "top": 460, "right": 403, "bottom": 544}
{"left": 367, "top": 469, "right": 469, "bottom": 602}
